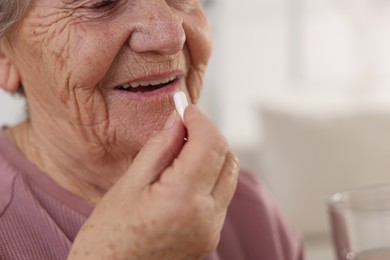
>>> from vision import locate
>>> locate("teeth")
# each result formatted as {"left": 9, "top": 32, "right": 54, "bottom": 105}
{"left": 150, "top": 79, "right": 162, "bottom": 86}
{"left": 120, "top": 76, "right": 176, "bottom": 89}
{"left": 130, "top": 82, "right": 139, "bottom": 88}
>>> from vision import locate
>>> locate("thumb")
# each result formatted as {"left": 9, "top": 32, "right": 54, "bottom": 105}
{"left": 128, "top": 112, "right": 186, "bottom": 187}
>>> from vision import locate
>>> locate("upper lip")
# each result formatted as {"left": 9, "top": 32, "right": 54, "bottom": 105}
{"left": 114, "top": 71, "right": 182, "bottom": 89}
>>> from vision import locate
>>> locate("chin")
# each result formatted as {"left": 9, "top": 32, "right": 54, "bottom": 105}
{"left": 109, "top": 112, "right": 168, "bottom": 156}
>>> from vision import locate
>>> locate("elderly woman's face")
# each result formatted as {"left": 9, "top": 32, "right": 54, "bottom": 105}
{"left": 3, "top": 0, "right": 211, "bottom": 161}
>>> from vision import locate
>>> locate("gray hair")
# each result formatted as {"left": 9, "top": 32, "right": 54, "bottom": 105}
{"left": 0, "top": 0, "right": 31, "bottom": 37}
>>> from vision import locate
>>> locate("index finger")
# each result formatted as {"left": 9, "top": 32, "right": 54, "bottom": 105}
{"left": 163, "top": 105, "right": 231, "bottom": 195}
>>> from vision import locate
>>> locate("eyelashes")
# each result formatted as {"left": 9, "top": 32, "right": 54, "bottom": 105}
{"left": 91, "top": 0, "right": 116, "bottom": 9}
{"left": 72, "top": 0, "right": 124, "bottom": 21}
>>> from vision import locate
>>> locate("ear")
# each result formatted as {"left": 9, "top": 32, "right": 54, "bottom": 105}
{"left": 0, "top": 44, "right": 20, "bottom": 93}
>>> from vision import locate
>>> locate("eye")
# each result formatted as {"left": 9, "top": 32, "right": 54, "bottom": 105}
{"left": 91, "top": 0, "right": 116, "bottom": 9}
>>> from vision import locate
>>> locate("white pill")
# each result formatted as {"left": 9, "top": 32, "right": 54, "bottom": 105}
{"left": 173, "top": 90, "right": 188, "bottom": 122}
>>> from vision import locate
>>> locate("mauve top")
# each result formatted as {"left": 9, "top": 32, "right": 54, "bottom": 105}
{"left": 0, "top": 130, "right": 304, "bottom": 260}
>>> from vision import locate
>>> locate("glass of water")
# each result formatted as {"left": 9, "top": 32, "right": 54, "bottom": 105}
{"left": 328, "top": 183, "right": 390, "bottom": 260}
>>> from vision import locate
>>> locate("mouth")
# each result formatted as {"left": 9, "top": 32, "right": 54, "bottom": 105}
{"left": 114, "top": 76, "right": 179, "bottom": 93}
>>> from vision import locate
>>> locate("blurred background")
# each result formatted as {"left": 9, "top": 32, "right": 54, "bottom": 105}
{"left": 202, "top": 0, "right": 390, "bottom": 259}
{"left": 3, "top": 0, "right": 390, "bottom": 259}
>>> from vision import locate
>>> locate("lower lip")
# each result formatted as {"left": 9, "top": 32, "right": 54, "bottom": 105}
{"left": 114, "top": 79, "right": 180, "bottom": 100}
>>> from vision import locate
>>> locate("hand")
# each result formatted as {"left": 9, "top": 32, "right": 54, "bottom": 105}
{"left": 68, "top": 105, "right": 239, "bottom": 260}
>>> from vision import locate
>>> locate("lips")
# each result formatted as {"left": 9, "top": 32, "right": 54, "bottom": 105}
{"left": 115, "top": 76, "right": 178, "bottom": 93}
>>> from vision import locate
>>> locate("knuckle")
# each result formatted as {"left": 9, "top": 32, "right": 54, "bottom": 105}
{"left": 227, "top": 153, "right": 240, "bottom": 190}
{"left": 210, "top": 134, "right": 229, "bottom": 158}
{"left": 228, "top": 152, "right": 240, "bottom": 175}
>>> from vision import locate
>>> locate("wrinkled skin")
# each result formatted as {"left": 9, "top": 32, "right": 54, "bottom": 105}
{"left": 0, "top": 0, "right": 239, "bottom": 259}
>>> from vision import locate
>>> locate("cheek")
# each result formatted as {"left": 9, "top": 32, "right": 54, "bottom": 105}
{"left": 11, "top": 17, "right": 120, "bottom": 95}
{"left": 53, "top": 26, "right": 122, "bottom": 90}
{"left": 182, "top": 11, "right": 212, "bottom": 103}
{"left": 105, "top": 95, "right": 175, "bottom": 153}
{"left": 184, "top": 11, "right": 212, "bottom": 68}
{"left": 41, "top": 24, "right": 126, "bottom": 108}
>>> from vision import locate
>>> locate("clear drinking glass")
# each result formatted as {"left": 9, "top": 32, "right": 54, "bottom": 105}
{"left": 328, "top": 184, "right": 390, "bottom": 260}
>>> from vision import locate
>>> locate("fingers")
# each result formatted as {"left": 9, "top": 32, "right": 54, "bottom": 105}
{"left": 211, "top": 151, "right": 240, "bottom": 209}
{"left": 166, "top": 105, "right": 234, "bottom": 195}
{"left": 129, "top": 112, "right": 186, "bottom": 187}
{"left": 130, "top": 104, "right": 238, "bottom": 206}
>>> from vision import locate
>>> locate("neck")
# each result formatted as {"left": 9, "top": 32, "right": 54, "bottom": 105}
{"left": 5, "top": 121, "right": 126, "bottom": 204}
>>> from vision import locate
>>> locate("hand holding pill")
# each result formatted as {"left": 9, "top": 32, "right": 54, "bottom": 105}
{"left": 70, "top": 90, "right": 239, "bottom": 260}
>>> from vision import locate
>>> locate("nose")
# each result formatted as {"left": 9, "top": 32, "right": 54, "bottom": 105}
{"left": 128, "top": 4, "right": 186, "bottom": 55}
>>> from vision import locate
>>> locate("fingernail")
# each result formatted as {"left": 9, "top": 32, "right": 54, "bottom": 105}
{"left": 164, "top": 112, "right": 177, "bottom": 129}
